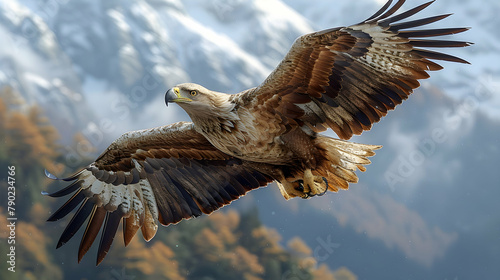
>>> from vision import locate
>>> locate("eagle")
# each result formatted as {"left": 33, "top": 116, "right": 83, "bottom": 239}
{"left": 45, "top": 0, "right": 470, "bottom": 265}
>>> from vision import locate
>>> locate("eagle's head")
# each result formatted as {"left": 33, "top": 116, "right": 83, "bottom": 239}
{"left": 165, "top": 83, "right": 232, "bottom": 116}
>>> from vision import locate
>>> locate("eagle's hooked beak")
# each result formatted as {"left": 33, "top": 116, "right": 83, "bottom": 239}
{"left": 165, "top": 87, "right": 192, "bottom": 106}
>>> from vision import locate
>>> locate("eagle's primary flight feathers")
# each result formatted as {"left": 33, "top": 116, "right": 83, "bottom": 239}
{"left": 45, "top": 0, "right": 471, "bottom": 265}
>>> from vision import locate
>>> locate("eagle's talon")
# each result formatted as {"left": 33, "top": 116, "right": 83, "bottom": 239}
{"left": 295, "top": 180, "right": 304, "bottom": 192}
{"left": 300, "top": 192, "right": 314, "bottom": 199}
{"left": 277, "top": 178, "right": 310, "bottom": 200}
{"left": 317, "top": 177, "right": 329, "bottom": 196}
{"left": 302, "top": 169, "right": 330, "bottom": 197}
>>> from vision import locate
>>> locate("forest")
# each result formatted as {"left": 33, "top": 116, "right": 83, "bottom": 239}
{"left": 0, "top": 86, "right": 357, "bottom": 280}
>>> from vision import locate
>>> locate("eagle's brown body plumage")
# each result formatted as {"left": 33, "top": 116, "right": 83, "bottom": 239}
{"left": 45, "top": 0, "right": 471, "bottom": 265}
{"left": 172, "top": 83, "right": 379, "bottom": 199}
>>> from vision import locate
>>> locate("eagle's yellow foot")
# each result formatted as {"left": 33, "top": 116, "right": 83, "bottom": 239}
{"left": 277, "top": 180, "right": 310, "bottom": 200}
{"left": 276, "top": 169, "right": 329, "bottom": 200}
{"left": 302, "top": 169, "right": 329, "bottom": 198}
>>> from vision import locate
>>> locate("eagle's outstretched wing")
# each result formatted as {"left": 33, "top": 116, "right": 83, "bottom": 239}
{"left": 44, "top": 122, "right": 272, "bottom": 265}
{"left": 236, "top": 0, "right": 471, "bottom": 139}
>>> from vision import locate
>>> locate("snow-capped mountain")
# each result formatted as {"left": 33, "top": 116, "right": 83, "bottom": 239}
{"left": 0, "top": 0, "right": 313, "bottom": 143}
{"left": 1, "top": 0, "right": 499, "bottom": 279}
{"left": 2, "top": 0, "right": 497, "bottom": 136}
{"left": 0, "top": 1, "right": 89, "bottom": 138}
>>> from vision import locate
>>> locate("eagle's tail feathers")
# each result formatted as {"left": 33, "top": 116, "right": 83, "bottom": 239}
{"left": 315, "top": 136, "right": 381, "bottom": 192}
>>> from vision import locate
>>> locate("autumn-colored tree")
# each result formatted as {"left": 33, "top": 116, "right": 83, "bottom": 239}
{"left": 288, "top": 237, "right": 313, "bottom": 257}
{"left": 16, "top": 221, "right": 64, "bottom": 280}
{"left": 0, "top": 88, "right": 63, "bottom": 216}
{"left": 184, "top": 211, "right": 266, "bottom": 279}
{"left": 312, "top": 264, "right": 337, "bottom": 280}
{"left": 287, "top": 237, "right": 316, "bottom": 270}
{"left": 29, "top": 202, "right": 50, "bottom": 227}
{"left": 0, "top": 207, "right": 63, "bottom": 280}
{"left": 27, "top": 106, "right": 61, "bottom": 167}
{"left": 104, "top": 236, "right": 184, "bottom": 280}
{"left": 5, "top": 111, "right": 52, "bottom": 166}
{"left": 332, "top": 267, "right": 358, "bottom": 280}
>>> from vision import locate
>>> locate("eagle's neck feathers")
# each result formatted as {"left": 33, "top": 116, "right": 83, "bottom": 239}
{"left": 185, "top": 91, "right": 240, "bottom": 135}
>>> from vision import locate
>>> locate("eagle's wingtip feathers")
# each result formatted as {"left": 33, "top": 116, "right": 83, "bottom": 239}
{"left": 45, "top": 169, "right": 59, "bottom": 180}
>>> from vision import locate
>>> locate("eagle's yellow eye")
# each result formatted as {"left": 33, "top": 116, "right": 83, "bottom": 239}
{"left": 190, "top": 90, "right": 197, "bottom": 96}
